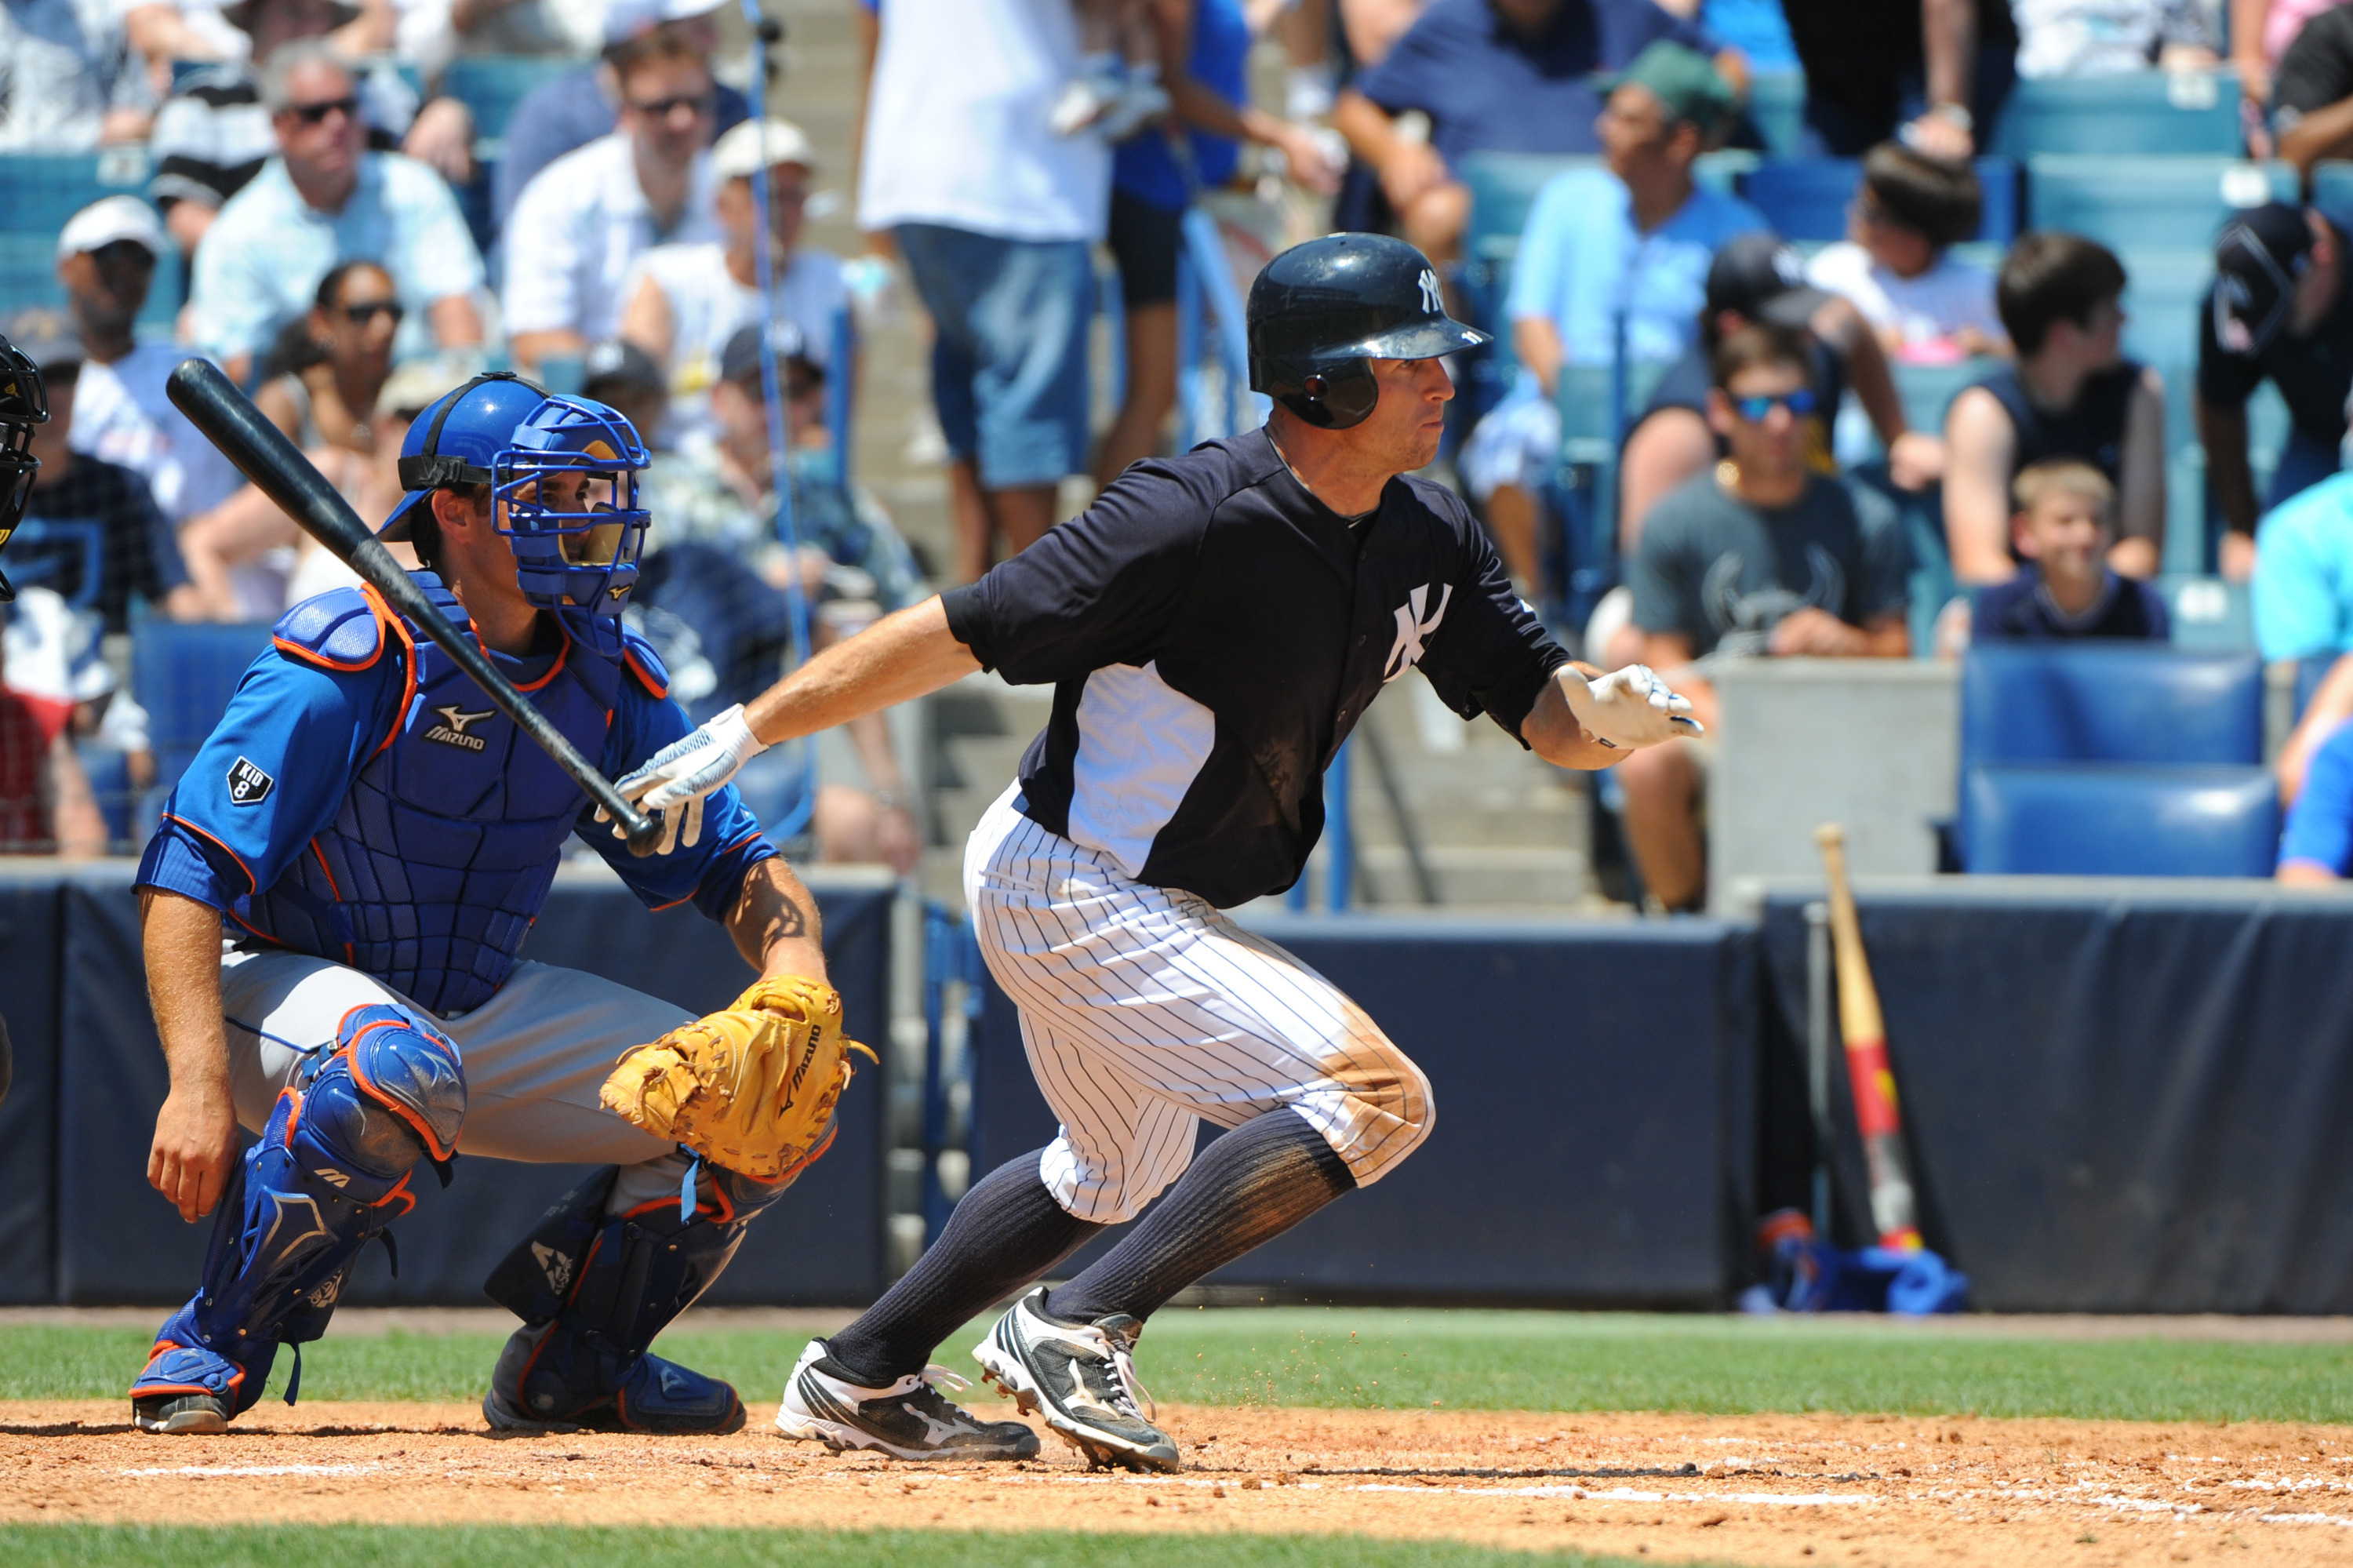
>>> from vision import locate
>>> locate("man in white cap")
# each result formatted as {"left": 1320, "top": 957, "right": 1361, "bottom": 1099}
{"left": 55, "top": 197, "right": 246, "bottom": 533}
{"left": 491, "top": 0, "right": 752, "bottom": 231}
{"left": 502, "top": 4, "right": 730, "bottom": 378}
{"left": 619, "top": 117, "right": 847, "bottom": 449}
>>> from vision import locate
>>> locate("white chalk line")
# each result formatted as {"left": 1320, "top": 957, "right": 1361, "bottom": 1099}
{"left": 120, "top": 1464, "right": 383, "bottom": 1478}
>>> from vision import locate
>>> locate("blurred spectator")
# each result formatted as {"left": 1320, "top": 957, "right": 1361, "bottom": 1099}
{"left": 619, "top": 117, "right": 842, "bottom": 452}
{"left": 2012, "top": 0, "right": 2220, "bottom": 77}
{"left": 629, "top": 326, "right": 922, "bottom": 872}
{"left": 0, "top": 312, "right": 202, "bottom": 632}
{"left": 2250, "top": 470, "right": 2353, "bottom": 660}
{"left": 2275, "top": 645, "right": 2353, "bottom": 804}
{"left": 1700, "top": 0, "right": 1798, "bottom": 71}
{"left": 1782, "top": 0, "right": 2016, "bottom": 159}
{"left": 2, "top": 579, "right": 151, "bottom": 780}
{"left": 179, "top": 259, "right": 404, "bottom": 619}
{"left": 1457, "top": 42, "right": 1758, "bottom": 592}
{"left": 1336, "top": 0, "right": 1431, "bottom": 67}
{"left": 0, "top": 597, "right": 106, "bottom": 857}
{"left": 1615, "top": 323, "right": 1910, "bottom": 911}
{"left": 2265, "top": 5, "right": 2353, "bottom": 173}
{"left": 122, "top": 0, "right": 394, "bottom": 87}
{"left": 149, "top": 0, "right": 472, "bottom": 258}
{"left": 1804, "top": 144, "right": 2004, "bottom": 361}
{"left": 491, "top": 0, "right": 751, "bottom": 231}
{"left": 1330, "top": 0, "right": 1704, "bottom": 264}
{"left": 2234, "top": 0, "right": 2333, "bottom": 109}
{"left": 2197, "top": 203, "right": 2352, "bottom": 584}
{"left": 1970, "top": 458, "right": 2170, "bottom": 642}
{"left": 1095, "top": 0, "right": 1341, "bottom": 489}
{"left": 861, "top": 0, "right": 1108, "bottom": 582}
{"left": 2276, "top": 715, "right": 2353, "bottom": 880}
{"left": 55, "top": 197, "right": 247, "bottom": 529}
{"left": 392, "top": 0, "right": 609, "bottom": 78}
{"left": 503, "top": 19, "right": 724, "bottom": 377}
{"left": 1943, "top": 232, "right": 2164, "bottom": 584}
{"left": 1618, "top": 235, "right": 1942, "bottom": 566}
{"left": 189, "top": 42, "right": 486, "bottom": 384}
{"left": 0, "top": 0, "right": 156, "bottom": 150}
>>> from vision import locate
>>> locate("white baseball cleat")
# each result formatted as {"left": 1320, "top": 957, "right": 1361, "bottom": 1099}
{"left": 973, "top": 1288, "right": 1178, "bottom": 1472}
{"left": 773, "top": 1337, "right": 1040, "bottom": 1461}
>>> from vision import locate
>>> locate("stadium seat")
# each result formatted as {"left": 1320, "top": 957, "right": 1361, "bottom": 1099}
{"left": 131, "top": 620, "right": 275, "bottom": 825}
{"left": 2025, "top": 157, "right": 2295, "bottom": 254}
{"left": 77, "top": 742, "right": 133, "bottom": 850}
{"left": 1457, "top": 151, "right": 1602, "bottom": 401}
{"left": 0, "top": 148, "right": 154, "bottom": 235}
{"left": 2295, "top": 651, "right": 2341, "bottom": 720}
{"left": 1958, "top": 762, "right": 2279, "bottom": 875}
{"left": 1891, "top": 358, "right": 1996, "bottom": 435}
{"left": 440, "top": 54, "right": 584, "bottom": 154}
{"left": 1988, "top": 71, "right": 2245, "bottom": 157}
{"left": 1744, "top": 74, "right": 1807, "bottom": 158}
{"left": 1960, "top": 644, "right": 2264, "bottom": 767}
{"left": 1739, "top": 158, "right": 2018, "bottom": 245}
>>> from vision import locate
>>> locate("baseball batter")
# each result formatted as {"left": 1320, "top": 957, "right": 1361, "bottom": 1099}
{"left": 129, "top": 373, "right": 847, "bottom": 1437}
{"left": 617, "top": 234, "right": 1700, "bottom": 1471}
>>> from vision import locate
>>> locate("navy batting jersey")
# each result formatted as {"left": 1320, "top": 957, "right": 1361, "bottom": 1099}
{"left": 942, "top": 427, "right": 1571, "bottom": 907}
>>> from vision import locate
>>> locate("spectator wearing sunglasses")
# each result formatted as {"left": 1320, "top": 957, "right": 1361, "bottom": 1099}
{"left": 187, "top": 42, "right": 486, "bottom": 387}
{"left": 503, "top": 16, "right": 727, "bottom": 380}
{"left": 178, "top": 260, "right": 409, "bottom": 620}
{"left": 1615, "top": 322, "right": 1911, "bottom": 912}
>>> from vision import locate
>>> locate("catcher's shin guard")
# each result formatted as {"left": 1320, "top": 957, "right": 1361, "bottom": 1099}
{"left": 131, "top": 1005, "right": 464, "bottom": 1432}
{"left": 482, "top": 1159, "right": 787, "bottom": 1433}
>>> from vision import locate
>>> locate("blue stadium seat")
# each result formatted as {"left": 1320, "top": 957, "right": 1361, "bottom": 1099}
{"left": 132, "top": 622, "right": 276, "bottom": 824}
{"left": 1457, "top": 151, "right": 1602, "bottom": 402}
{"left": 2314, "top": 162, "right": 2353, "bottom": 235}
{"left": 1740, "top": 158, "right": 2018, "bottom": 245}
{"left": 1744, "top": 74, "right": 1807, "bottom": 158}
{"left": 1961, "top": 645, "right": 2264, "bottom": 767}
{"left": 0, "top": 149, "right": 155, "bottom": 235}
{"left": 2025, "top": 157, "right": 2294, "bottom": 254}
{"left": 1891, "top": 358, "right": 1996, "bottom": 435}
{"left": 1988, "top": 71, "right": 2244, "bottom": 157}
{"left": 1959, "top": 763, "right": 2278, "bottom": 875}
{"left": 440, "top": 54, "right": 584, "bottom": 153}
{"left": 2295, "top": 652, "right": 2341, "bottom": 720}
{"left": 77, "top": 742, "right": 133, "bottom": 850}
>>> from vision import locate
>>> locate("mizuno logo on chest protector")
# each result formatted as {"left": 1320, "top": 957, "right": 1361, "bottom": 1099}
{"left": 424, "top": 704, "right": 496, "bottom": 751}
{"left": 1384, "top": 583, "right": 1452, "bottom": 682}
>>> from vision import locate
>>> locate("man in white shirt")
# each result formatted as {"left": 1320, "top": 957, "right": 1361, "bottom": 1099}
{"left": 55, "top": 197, "right": 245, "bottom": 529}
{"left": 618, "top": 117, "right": 847, "bottom": 451}
{"left": 502, "top": 20, "right": 723, "bottom": 377}
{"left": 859, "top": 0, "right": 1109, "bottom": 580}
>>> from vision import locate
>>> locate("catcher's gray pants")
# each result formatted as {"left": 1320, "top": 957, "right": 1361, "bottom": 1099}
{"left": 218, "top": 947, "right": 693, "bottom": 1210}
{"left": 965, "top": 785, "right": 1435, "bottom": 1225}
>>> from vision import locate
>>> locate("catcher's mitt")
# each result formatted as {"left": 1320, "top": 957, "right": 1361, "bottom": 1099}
{"left": 599, "top": 975, "right": 877, "bottom": 1181}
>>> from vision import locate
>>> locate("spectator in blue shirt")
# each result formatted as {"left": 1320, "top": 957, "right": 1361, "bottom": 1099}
{"left": 490, "top": 0, "right": 750, "bottom": 232}
{"left": 1457, "top": 41, "right": 1758, "bottom": 592}
{"left": 2253, "top": 470, "right": 2353, "bottom": 662}
{"left": 2277, "top": 715, "right": 2353, "bottom": 882}
{"left": 1330, "top": 0, "right": 1708, "bottom": 264}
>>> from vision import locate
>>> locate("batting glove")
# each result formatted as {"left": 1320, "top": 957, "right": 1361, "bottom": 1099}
{"left": 609, "top": 703, "right": 768, "bottom": 852}
{"left": 1564, "top": 664, "right": 1704, "bottom": 750}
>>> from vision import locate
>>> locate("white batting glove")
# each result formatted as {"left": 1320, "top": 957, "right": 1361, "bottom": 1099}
{"left": 608, "top": 704, "right": 768, "bottom": 852}
{"left": 1564, "top": 664, "right": 1704, "bottom": 750}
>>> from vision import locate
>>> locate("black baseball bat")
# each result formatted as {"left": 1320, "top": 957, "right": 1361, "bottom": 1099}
{"left": 167, "top": 358, "right": 665, "bottom": 856}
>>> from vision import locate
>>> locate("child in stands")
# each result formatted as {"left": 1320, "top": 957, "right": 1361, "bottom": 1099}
{"left": 1972, "top": 458, "right": 2169, "bottom": 643}
{"left": 1806, "top": 143, "right": 2005, "bottom": 362}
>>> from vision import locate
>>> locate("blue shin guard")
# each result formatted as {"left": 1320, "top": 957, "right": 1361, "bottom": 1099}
{"left": 482, "top": 1160, "right": 787, "bottom": 1434}
{"left": 131, "top": 1005, "right": 465, "bottom": 1432}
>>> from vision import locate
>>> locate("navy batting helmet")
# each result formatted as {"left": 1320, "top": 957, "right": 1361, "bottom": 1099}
{"left": 1246, "top": 233, "right": 1488, "bottom": 431}
{"left": 0, "top": 333, "right": 49, "bottom": 604}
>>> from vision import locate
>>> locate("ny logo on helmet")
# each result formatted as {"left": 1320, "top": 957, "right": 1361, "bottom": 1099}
{"left": 1418, "top": 268, "right": 1442, "bottom": 315}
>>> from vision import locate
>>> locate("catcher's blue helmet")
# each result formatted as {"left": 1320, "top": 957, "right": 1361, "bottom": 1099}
{"left": 382, "top": 372, "right": 652, "bottom": 657}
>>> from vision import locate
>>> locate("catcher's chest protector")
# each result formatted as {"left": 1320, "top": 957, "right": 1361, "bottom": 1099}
{"left": 256, "top": 577, "right": 657, "bottom": 1014}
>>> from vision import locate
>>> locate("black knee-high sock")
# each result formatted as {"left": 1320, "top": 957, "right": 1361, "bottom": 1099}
{"left": 821, "top": 1148, "right": 1104, "bottom": 1386}
{"left": 1046, "top": 1108, "right": 1354, "bottom": 1326}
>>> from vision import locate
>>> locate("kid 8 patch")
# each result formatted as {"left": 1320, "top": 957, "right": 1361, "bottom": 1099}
{"left": 226, "top": 755, "right": 275, "bottom": 806}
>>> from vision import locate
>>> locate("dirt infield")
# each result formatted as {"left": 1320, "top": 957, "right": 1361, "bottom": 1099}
{"left": 6, "top": 1400, "right": 2352, "bottom": 1565}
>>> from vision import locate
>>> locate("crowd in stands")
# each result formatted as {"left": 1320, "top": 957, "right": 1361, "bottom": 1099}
{"left": 17, "top": 0, "right": 2353, "bottom": 899}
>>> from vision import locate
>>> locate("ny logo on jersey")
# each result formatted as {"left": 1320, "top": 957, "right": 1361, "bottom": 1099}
{"left": 424, "top": 704, "right": 495, "bottom": 752}
{"left": 1417, "top": 268, "right": 1443, "bottom": 315}
{"left": 1383, "top": 582, "right": 1452, "bottom": 683}
{"left": 226, "top": 755, "right": 275, "bottom": 806}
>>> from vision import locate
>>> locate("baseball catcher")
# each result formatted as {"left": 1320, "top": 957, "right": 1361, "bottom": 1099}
{"left": 129, "top": 373, "right": 853, "bottom": 1437}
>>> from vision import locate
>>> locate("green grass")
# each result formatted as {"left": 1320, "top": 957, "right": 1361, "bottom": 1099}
{"left": 0, "top": 1527, "right": 1673, "bottom": 1568}
{"left": 13, "top": 1310, "right": 2353, "bottom": 1424}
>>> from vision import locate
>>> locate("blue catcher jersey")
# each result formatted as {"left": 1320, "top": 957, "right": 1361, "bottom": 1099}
{"left": 138, "top": 576, "right": 777, "bottom": 1015}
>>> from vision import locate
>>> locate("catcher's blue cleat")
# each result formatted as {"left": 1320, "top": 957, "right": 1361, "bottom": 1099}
{"left": 484, "top": 1320, "right": 745, "bottom": 1435}
{"left": 129, "top": 1305, "right": 275, "bottom": 1434}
